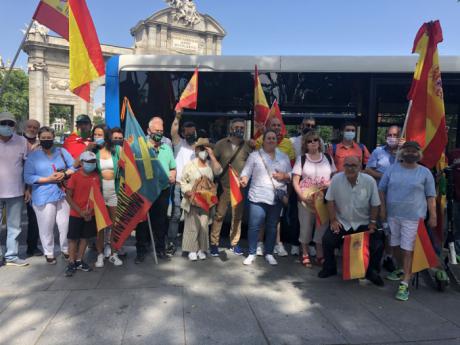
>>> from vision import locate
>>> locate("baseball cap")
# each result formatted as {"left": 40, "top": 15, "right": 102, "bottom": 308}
{"left": 76, "top": 114, "right": 91, "bottom": 123}
{"left": 401, "top": 141, "right": 421, "bottom": 150}
{"left": 80, "top": 151, "right": 96, "bottom": 162}
{"left": 0, "top": 111, "right": 17, "bottom": 124}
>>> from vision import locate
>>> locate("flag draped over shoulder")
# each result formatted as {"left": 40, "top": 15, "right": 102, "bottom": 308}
{"left": 68, "top": 0, "right": 105, "bottom": 101}
{"left": 33, "top": 0, "right": 69, "bottom": 39}
{"left": 229, "top": 165, "right": 243, "bottom": 208}
{"left": 111, "top": 98, "right": 169, "bottom": 250}
{"left": 265, "top": 100, "right": 287, "bottom": 137}
{"left": 406, "top": 20, "right": 447, "bottom": 169}
{"left": 253, "top": 65, "right": 270, "bottom": 138}
{"left": 412, "top": 219, "right": 439, "bottom": 273}
{"left": 88, "top": 184, "right": 112, "bottom": 232}
{"left": 342, "top": 232, "right": 370, "bottom": 280}
{"left": 175, "top": 68, "right": 198, "bottom": 112}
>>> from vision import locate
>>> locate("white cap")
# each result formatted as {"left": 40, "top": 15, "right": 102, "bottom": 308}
{"left": 79, "top": 151, "right": 96, "bottom": 162}
{"left": 0, "top": 111, "right": 16, "bottom": 124}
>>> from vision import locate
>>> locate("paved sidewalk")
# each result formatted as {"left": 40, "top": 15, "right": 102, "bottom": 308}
{"left": 0, "top": 246, "right": 460, "bottom": 345}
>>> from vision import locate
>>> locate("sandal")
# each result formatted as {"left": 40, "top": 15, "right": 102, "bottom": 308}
{"left": 45, "top": 256, "right": 57, "bottom": 265}
{"left": 302, "top": 254, "right": 312, "bottom": 268}
{"left": 316, "top": 257, "right": 325, "bottom": 266}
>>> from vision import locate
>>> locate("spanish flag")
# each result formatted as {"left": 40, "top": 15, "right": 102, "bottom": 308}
{"left": 68, "top": 0, "right": 105, "bottom": 101}
{"left": 119, "top": 139, "right": 142, "bottom": 196}
{"left": 342, "top": 232, "right": 370, "bottom": 280}
{"left": 192, "top": 191, "right": 218, "bottom": 212}
{"left": 88, "top": 184, "right": 112, "bottom": 232}
{"left": 253, "top": 65, "right": 270, "bottom": 138}
{"left": 412, "top": 219, "right": 439, "bottom": 273}
{"left": 406, "top": 21, "right": 447, "bottom": 169}
{"left": 314, "top": 193, "right": 329, "bottom": 226}
{"left": 229, "top": 165, "right": 243, "bottom": 208}
{"left": 175, "top": 68, "right": 198, "bottom": 112}
{"left": 265, "top": 99, "right": 287, "bottom": 137}
{"left": 33, "top": 0, "right": 69, "bottom": 39}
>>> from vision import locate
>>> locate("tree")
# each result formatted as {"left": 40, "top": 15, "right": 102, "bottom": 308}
{"left": 0, "top": 68, "right": 28, "bottom": 122}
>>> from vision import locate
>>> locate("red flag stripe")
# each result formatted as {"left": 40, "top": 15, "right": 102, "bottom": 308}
{"left": 71, "top": 84, "right": 90, "bottom": 103}
{"left": 33, "top": 1, "right": 69, "bottom": 39}
{"left": 342, "top": 235, "right": 351, "bottom": 280}
{"left": 417, "top": 220, "right": 439, "bottom": 267}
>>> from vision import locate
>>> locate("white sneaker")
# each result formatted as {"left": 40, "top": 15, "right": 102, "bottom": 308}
{"left": 290, "top": 245, "right": 300, "bottom": 256}
{"left": 243, "top": 254, "right": 256, "bottom": 265}
{"left": 188, "top": 252, "right": 198, "bottom": 261}
{"left": 265, "top": 254, "right": 278, "bottom": 265}
{"left": 104, "top": 244, "right": 111, "bottom": 259}
{"left": 274, "top": 243, "right": 288, "bottom": 257}
{"left": 256, "top": 242, "right": 264, "bottom": 256}
{"left": 197, "top": 250, "right": 206, "bottom": 260}
{"left": 109, "top": 253, "right": 123, "bottom": 266}
{"left": 95, "top": 253, "right": 104, "bottom": 268}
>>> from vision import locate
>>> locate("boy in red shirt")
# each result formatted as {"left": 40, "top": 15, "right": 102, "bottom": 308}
{"left": 64, "top": 151, "right": 100, "bottom": 276}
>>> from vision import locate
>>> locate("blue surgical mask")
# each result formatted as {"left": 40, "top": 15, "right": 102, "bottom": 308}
{"left": 82, "top": 162, "right": 97, "bottom": 173}
{"left": 95, "top": 138, "right": 105, "bottom": 146}
{"left": 0, "top": 125, "right": 14, "bottom": 137}
{"left": 343, "top": 131, "right": 356, "bottom": 141}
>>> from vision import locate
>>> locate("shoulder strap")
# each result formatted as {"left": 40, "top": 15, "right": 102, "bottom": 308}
{"left": 301, "top": 154, "right": 306, "bottom": 171}
{"left": 358, "top": 143, "right": 365, "bottom": 166}
{"left": 258, "top": 150, "right": 277, "bottom": 192}
{"left": 220, "top": 141, "right": 245, "bottom": 178}
{"left": 332, "top": 143, "right": 337, "bottom": 157}
{"left": 58, "top": 149, "right": 69, "bottom": 170}
{"left": 324, "top": 152, "right": 332, "bottom": 166}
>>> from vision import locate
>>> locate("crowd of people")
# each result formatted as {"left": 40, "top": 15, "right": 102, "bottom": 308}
{"left": 0, "top": 109, "right": 441, "bottom": 301}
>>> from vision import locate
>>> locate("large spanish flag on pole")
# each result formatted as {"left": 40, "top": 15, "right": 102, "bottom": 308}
{"left": 342, "top": 232, "right": 370, "bottom": 280}
{"left": 33, "top": 0, "right": 69, "bottom": 39}
{"left": 88, "top": 184, "right": 112, "bottom": 232}
{"left": 405, "top": 20, "right": 447, "bottom": 169}
{"left": 412, "top": 219, "right": 439, "bottom": 273}
{"left": 253, "top": 65, "right": 270, "bottom": 138}
{"left": 175, "top": 68, "right": 198, "bottom": 112}
{"left": 229, "top": 165, "right": 243, "bottom": 208}
{"left": 68, "top": 0, "right": 105, "bottom": 102}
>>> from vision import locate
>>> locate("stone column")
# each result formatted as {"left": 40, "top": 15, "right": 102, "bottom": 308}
{"left": 28, "top": 47, "right": 46, "bottom": 125}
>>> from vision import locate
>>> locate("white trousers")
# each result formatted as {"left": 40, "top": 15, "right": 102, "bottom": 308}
{"left": 33, "top": 199, "right": 70, "bottom": 257}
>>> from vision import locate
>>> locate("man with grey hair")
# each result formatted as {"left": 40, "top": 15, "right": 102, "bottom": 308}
{"left": 23, "top": 119, "right": 41, "bottom": 151}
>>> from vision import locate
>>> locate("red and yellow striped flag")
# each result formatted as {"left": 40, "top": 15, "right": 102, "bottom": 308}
{"left": 253, "top": 65, "right": 270, "bottom": 139}
{"left": 412, "top": 219, "right": 439, "bottom": 273}
{"left": 88, "top": 184, "right": 112, "bottom": 232}
{"left": 265, "top": 99, "right": 287, "bottom": 137}
{"left": 68, "top": 0, "right": 105, "bottom": 102}
{"left": 192, "top": 191, "right": 218, "bottom": 212}
{"left": 33, "top": 0, "right": 69, "bottom": 39}
{"left": 175, "top": 68, "right": 198, "bottom": 112}
{"left": 406, "top": 20, "right": 447, "bottom": 169}
{"left": 314, "top": 194, "right": 329, "bottom": 226}
{"left": 229, "top": 165, "right": 243, "bottom": 208}
{"left": 342, "top": 232, "right": 370, "bottom": 280}
{"left": 119, "top": 140, "right": 142, "bottom": 196}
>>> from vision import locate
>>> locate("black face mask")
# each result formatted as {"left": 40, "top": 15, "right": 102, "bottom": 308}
{"left": 402, "top": 154, "right": 419, "bottom": 163}
{"left": 40, "top": 139, "right": 54, "bottom": 150}
{"left": 112, "top": 139, "right": 123, "bottom": 146}
{"left": 185, "top": 133, "right": 197, "bottom": 145}
{"left": 150, "top": 133, "right": 163, "bottom": 142}
{"left": 230, "top": 129, "right": 244, "bottom": 139}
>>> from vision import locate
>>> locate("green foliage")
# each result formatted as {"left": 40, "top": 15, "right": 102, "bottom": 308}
{"left": 93, "top": 115, "right": 105, "bottom": 126}
{"left": 0, "top": 68, "right": 28, "bottom": 122}
{"left": 49, "top": 104, "right": 73, "bottom": 136}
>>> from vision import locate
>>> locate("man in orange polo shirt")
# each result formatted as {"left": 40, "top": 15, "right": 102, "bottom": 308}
{"left": 328, "top": 122, "right": 370, "bottom": 172}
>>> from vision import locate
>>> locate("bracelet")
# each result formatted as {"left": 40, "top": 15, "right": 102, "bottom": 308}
{"left": 370, "top": 220, "right": 377, "bottom": 224}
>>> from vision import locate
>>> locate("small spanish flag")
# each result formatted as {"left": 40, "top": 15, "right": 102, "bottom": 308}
{"left": 412, "top": 219, "right": 439, "bottom": 273}
{"left": 265, "top": 100, "right": 287, "bottom": 137}
{"left": 342, "top": 231, "right": 370, "bottom": 280}
{"left": 229, "top": 165, "right": 243, "bottom": 208}
{"left": 192, "top": 191, "right": 218, "bottom": 212}
{"left": 89, "top": 184, "right": 112, "bottom": 232}
{"left": 314, "top": 192, "right": 329, "bottom": 226}
{"left": 175, "top": 68, "right": 198, "bottom": 112}
{"left": 119, "top": 139, "right": 142, "bottom": 196}
{"left": 253, "top": 65, "right": 270, "bottom": 139}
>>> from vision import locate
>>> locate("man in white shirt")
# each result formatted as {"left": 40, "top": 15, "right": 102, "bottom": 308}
{"left": 290, "top": 117, "right": 317, "bottom": 157}
{"left": 0, "top": 112, "right": 29, "bottom": 266}
{"left": 319, "top": 156, "right": 384, "bottom": 286}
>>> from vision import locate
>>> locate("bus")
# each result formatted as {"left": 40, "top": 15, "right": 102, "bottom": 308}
{"left": 105, "top": 55, "right": 460, "bottom": 149}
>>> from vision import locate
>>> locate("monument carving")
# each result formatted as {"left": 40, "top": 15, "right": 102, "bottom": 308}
{"left": 164, "top": 0, "right": 201, "bottom": 26}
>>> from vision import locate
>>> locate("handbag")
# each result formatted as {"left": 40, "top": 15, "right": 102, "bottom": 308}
{"left": 258, "top": 150, "right": 289, "bottom": 206}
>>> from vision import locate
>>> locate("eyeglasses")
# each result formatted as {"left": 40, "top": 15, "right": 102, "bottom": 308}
{"left": 307, "top": 138, "right": 319, "bottom": 144}
{"left": 304, "top": 124, "right": 315, "bottom": 129}
{"left": 0, "top": 120, "right": 15, "bottom": 127}
{"left": 344, "top": 164, "right": 359, "bottom": 169}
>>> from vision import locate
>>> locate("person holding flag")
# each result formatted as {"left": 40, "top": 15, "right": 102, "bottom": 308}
{"left": 379, "top": 141, "right": 437, "bottom": 301}
{"left": 209, "top": 119, "right": 253, "bottom": 257}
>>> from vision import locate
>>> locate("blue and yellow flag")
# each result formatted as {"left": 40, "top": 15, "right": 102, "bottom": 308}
{"left": 111, "top": 98, "right": 169, "bottom": 250}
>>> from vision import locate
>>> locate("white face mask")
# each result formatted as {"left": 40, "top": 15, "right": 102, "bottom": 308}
{"left": 386, "top": 137, "right": 398, "bottom": 147}
{"left": 198, "top": 150, "right": 208, "bottom": 161}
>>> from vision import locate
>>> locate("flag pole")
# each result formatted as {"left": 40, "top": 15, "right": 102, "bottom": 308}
{"left": 0, "top": 18, "right": 34, "bottom": 101}
{"left": 147, "top": 213, "right": 158, "bottom": 265}
{"left": 401, "top": 100, "right": 413, "bottom": 139}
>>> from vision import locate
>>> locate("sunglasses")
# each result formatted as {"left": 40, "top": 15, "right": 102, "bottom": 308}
{"left": 304, "top": 124, "right": 316, "bottom": 128}
{"left": 0, "top": 120, "right": 15, "bottom": 127}
{"left": 307, "top": 138, "right": 319, "bottom": 144}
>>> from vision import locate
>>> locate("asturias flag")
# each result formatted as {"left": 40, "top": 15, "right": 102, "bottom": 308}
{"left": 68, "top": 0, "right": 105, "bottom": 102}
{"left": 342, "top": 231, "right": 370, "bottom": 280}
{"left": 88, "top": 184, "right": 112, "bottom": 232}
{"left": 111, "top": 98, "right": 169, "bottom": 250}
{"left": 33, "top": 0, "right": 69, "bottom": 39}
{"left": 253, "top": 65, "right": 270, "bottom": 138}
{"left": 412, "top": 219, "right": 439, "bottom": 273}
{"left": 406, "top": 20, "right": 447, "bottom": 169}
{"left": 229, "top": 165, "right": 243, "bottom": 208}
{"left": 175, "top": 68, "right": 198, "bottom": 112}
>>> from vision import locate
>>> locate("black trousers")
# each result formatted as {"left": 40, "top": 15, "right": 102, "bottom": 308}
{"left": 136, "top": 188, "right": 170, "bottom": 255}
{"left": 26, "top": 202, "right": 40, "bottom": 252}
{"left": 322, "top": 225, "right": 384, "bottom": 274}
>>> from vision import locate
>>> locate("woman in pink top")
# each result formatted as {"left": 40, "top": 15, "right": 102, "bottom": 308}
{"left": 292, "top": 131, "right": 336, "bottom": 267}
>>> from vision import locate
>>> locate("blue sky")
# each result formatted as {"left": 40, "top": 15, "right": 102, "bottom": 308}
{"left": 1, "top": 0, "right": 460, "bottom": 70}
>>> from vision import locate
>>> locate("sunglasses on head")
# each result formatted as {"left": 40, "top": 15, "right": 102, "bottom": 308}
{"left": 307, "top": 138, "right": 319, "bottom": 144}
{"left": 0, "top": 120, "right": 15, "bottom": 127}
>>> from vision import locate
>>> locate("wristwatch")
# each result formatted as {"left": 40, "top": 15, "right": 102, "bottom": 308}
{"left": 370, "top": 220, "right": 377, "bottom": 224}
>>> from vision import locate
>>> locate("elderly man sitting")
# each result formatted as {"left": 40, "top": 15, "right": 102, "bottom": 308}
{"left": 318, "top": 156, "right": 385, "bottom": 286}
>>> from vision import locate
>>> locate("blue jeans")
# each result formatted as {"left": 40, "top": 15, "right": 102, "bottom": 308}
{"left": 0, "top": 196, "right": 24, "bottom": 261}
{"left": 248, "top": 201, "right": 282, "bottom": 255}
{"left": 167, "top": 184, "right": 182, "bottom": 246}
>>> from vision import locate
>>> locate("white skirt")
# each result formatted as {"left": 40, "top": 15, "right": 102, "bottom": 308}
{"left": 102, "top": 179, "right": 118, "bottom": 207}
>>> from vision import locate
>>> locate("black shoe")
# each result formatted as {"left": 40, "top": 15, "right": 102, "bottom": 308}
{"left": 166, "top": 243, "right": 176, "bottom": 256}
{"left": 75, "top": 260, "right": 92, "bottom": 272}
{"left": 382, "top": 257, "right": 396, "bottom": 273}
{"left": 366, "top": 270, "right": 385, "bottom": 287}
{"left": 64, "top": 263, "right": 76, "bottom": 277}
{"left": 318, "top": 268, "right": 337, "bottom": 278}
{"left": 26, "top": 248, "right": 44, "bottom": 257}
{"left": 135, "top": 254, "right": 145, "bottom": 264}
{"left": 157, "top": 251, "right": 170, "bottom": 260}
